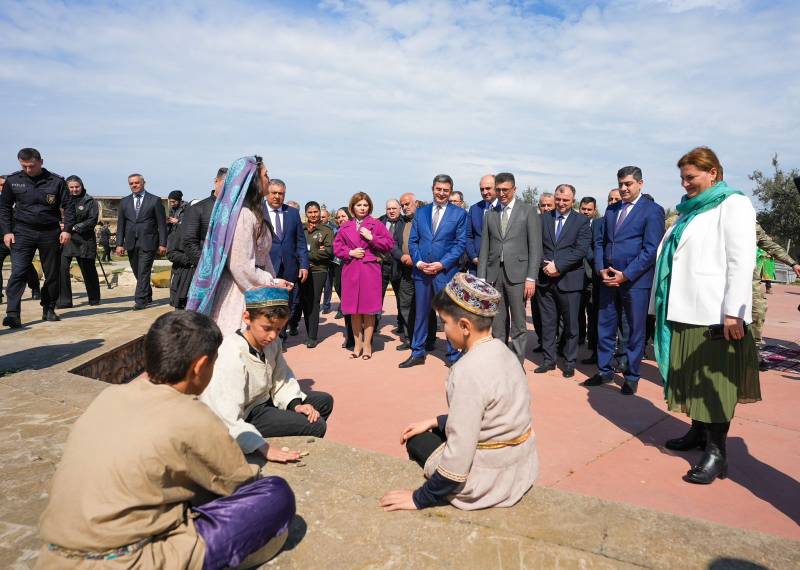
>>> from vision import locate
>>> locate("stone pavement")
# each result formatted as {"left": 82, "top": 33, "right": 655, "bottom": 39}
{"left": 0, "top": 278, "right": 799, "bottom": 567}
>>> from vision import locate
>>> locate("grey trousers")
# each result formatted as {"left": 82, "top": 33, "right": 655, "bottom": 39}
{"left": 491, "top": 265, "right": 528, "bottom": 364}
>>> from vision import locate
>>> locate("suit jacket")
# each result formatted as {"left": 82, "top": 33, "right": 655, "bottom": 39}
{"left": 466, "top": 201, "right": 498, "bottom": 263}
{"left": 380, "top": 214, "right": 406, "bottom": 282}
{"left": 477, "top": 200, "right": 542, "bottom": 284}
{"left": 583, "top": 218, "right": 604, "bottom": 281}
{"left": 267, "top": 203, "right": 310, "bottom": 281}
{"left": 116, "top": 192, "right": 167, "bottom": 252}
{"left": 408, "top": 203, "right": 467, "bottom": 286}
{"left": 539, "top": 211, "right": 591, "bottom": 292}
{"left": 182, "top": 193, "right": 215, "bottom": 266}
{"left": 594, "top": 197, "right": 665, "bottom": 290}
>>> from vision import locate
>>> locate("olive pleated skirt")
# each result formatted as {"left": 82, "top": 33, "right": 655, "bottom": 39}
{"left": 666, "top": 322, "right": 761, "bottom": 423}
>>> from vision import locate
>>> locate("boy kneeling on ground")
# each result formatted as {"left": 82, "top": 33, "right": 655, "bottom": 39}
{"left": 200, "top": 287, "right": 334, "bottom": 461}
{"left": 380, "top": 272, "right": 538, "bottom": 511}
{"left": 38, "top": 311, "right": 296, "bottom": 569}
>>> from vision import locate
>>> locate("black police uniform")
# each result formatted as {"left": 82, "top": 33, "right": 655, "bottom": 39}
{"left": 0, "top": 242, "right": 40, "bottom": 301}
{"left": 57, "top": 190, "right": 100, "bottom": 307}
{"left": 0, "top": 168, "right": 75, "bottom": 321}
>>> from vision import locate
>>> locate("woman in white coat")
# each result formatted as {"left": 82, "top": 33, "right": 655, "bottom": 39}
{"left": 652, "top": 146, "right": 760, "bottom": 485}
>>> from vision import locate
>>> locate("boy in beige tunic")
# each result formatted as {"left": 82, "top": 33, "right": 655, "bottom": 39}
{"left": 37, "top": 311, "right": 296, "bottom": 570}
{"left": 380, "top": 272, "right": 538, "bottom": 511}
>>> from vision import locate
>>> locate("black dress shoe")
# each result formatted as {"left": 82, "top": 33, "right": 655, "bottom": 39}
{"left": 581, "top": 354, "right": 598, "bottom": 364}
{"left": 581, "top": 374, "right": 611, "bottom": 387}
{"left": 288, "top": 326, "right": 299, "bottom": 336}
{"left": 391, "top": 327, "right": 403, "bottom": 335}
{"left": 306, "top": 340, "right": 318, "bottom": 349}
{"left": 399, "top": 355, "right": 425, "bottom": 368}
{"left": 621, "top": 381, "right": 638, "bottom": 395}
{"left": 666, "top": 420, "right": 706, "bottom": 451}
{"left": 3, "top": 315, "right": 22, "bottom": 329}
{"left": 532, "top": 345, "right": 543, "bottom": 353}
{"left": 55, "top": 303, "right": 73, "bottom": 309}
{"left": 42, "top": 308, "right": 60, "bottom": 322}
{"left": 133, "top": 304, "right": 146, "bottom": 311}
{"left": 533, "top": 363, "right": 556, "bottom": 374}
{"left": 396, "top": 341, "right": 411, "bottom": 351}
{"left": 31, "top": 290, "right": 41, "bottom": 300}
{"left": 562, "top": 367, "right": 575, "bottom": 378}
{"left": 89, "top": 301, "right": 101, "bottom": 306}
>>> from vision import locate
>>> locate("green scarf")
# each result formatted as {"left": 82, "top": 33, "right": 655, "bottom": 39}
{"left": 653, "top": 181, "right": 744, "bottom": 394}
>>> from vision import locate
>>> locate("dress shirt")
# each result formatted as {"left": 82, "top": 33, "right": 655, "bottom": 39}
{"left": 616, "top": 194, "right": 641, "bottom": 224}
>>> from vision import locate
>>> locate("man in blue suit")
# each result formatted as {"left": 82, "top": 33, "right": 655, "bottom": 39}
{"left": 265, "top": 179, "right": 309, "bottom": 340}
{"left": 399, "top": 174, "right": 467, "bottom": 368}
{"left": 465, "top": 174, "right": 498, "bottom": 274}
{"left": 582, "top": 167, "right": 664, "bottom": 395}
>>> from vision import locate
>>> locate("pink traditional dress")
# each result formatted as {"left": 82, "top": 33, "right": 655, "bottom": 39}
{"left": 333, "top": 215, "right": 394, "bottom": 315}
{"left": 210, "top": 208, "right": 276, "bottom": 335}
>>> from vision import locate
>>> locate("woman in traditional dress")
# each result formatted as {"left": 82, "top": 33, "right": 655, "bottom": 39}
{"left": 652, "top": 146, "right": 760, "bottom": 484}
{"left": 187, "top": 156, "right": 292, "bottom": 335}
{"left": 333, "top": 193, "right": 394, "bottom": 359}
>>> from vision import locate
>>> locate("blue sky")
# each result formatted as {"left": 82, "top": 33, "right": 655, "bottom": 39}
{"left": 1, "top": 0, "right": 798, "bottom": 212}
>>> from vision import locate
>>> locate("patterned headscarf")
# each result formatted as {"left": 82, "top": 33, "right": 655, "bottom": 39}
{"left": 186, "top": 156, "right": 260, "bottom": 314}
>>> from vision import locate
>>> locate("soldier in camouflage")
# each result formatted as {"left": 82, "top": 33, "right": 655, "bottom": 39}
{"left": 753, "top": 223, "right": 800, "bottom": 369}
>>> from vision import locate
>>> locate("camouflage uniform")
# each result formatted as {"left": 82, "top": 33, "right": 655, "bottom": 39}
{"left": 752, "top": 224, "right": 797, "bottom": 345}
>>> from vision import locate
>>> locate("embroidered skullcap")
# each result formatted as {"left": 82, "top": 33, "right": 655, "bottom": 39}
{"left": 244, "top": 287, "right": 289, "bottom": 308}
{"left": 444, "top": 273, "right": 500, "bottom": 317}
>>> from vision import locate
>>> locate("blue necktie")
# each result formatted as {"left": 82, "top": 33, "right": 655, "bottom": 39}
{"left": 273, "top": 209, "right": 283, "bottom": 240}
{"left": 555, "top": 214, "right": 564, "bottom": 241}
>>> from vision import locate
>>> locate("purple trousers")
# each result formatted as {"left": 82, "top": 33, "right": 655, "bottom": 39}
{"left": 194, "top": 476, "right": 295, "bottom": 570}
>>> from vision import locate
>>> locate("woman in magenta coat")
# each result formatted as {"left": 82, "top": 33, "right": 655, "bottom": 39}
{"left": 333, "top": 192, "right": 395, "bottom": 359}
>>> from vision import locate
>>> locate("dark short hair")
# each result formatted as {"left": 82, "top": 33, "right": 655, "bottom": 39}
{"left": 336, "top": 207, "right": 353, "bottom": 221}
{"left": 18, "top": 148, "right": 42, "bottom": 161}
{"left": 247, "top": 305, "right": 290, "bottom": 321}
{"left": 555, "top": 184, "right": 576, "bottom": 196}
{"left": 450, "top": 191, "right": 464, "bottom": 201}
{"left": 128, "top": 173, "right": 144, "bottom": 181}
{"left": 145, "top": 311, "right": 222, "bottom": 385}
{"left": 579, "top": 197, "right": 596, "bottom": 207}
{"left": 642, "top": 193, "right": 655, "bottom": 202}
{"left": 305, "top": 200, "right": 321, "bottom": 212}
{"left": 432, "top": 174, "right": 453, "bottom": 189}
{"left": 269, "top": 178, "right": 286, "bottom": 190}
{"left": 432, "top": 290, "right": 493, "bottom": 331}
{"left": 216, "top": 167, "right": 229, "bottom": 180}
{"left": 617, "top": 166, "right": 643, "bottom": 182}
{"left": 494, "top": 172, "right": 515, "bottom": 186}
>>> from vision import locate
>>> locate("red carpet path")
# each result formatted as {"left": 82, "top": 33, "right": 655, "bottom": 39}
{"left": 285, "top": 285, "right": 800, "bottom": 540}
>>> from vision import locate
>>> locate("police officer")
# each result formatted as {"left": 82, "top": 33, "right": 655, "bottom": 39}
{"left": 0, "top": 175, "right": 41, "bottom": 303}
{"left": 0, "top": 148, "right": 75, "bottom": 328}
{"left": 57, "top": 175, "right": 100, "bottom": 308}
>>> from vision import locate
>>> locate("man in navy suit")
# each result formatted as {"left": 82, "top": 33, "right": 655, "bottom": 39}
{"left": 465, "top": 174, "right": 498, "bottom": 275}
{"left": 582, "top": 167, "right": 665, "bottom": 395}
{"left": 265, "top": 179, "right": 309, "bottom": 339}
{"left": 578, "top": 197, "right": 601, "bottom": 363}
{"left": 399, "top": 174, "right": 467, "bottom": 368}
{"left": 115, "top": 174, "right": 167, "bottom": 310}
{"left": 534, "top": 184, "right": 591, "bottom": 377}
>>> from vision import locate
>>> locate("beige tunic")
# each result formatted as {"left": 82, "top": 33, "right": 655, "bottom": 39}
{"left": 210, "top": 207, "right": 277, "bottom": 336}
{"left": 37, "top": 379, "right": 259, "bottom": 569}
{"left": 200, "top": 333, "right": 307, "bottom": 454}
{"left": 424, "top": 338, "right": 538, "bottom": 510}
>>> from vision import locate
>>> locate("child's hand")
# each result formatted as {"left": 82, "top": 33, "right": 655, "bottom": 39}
{"left": 378, "top": 489, "right": 417, "bottom": 512}
{"left": 261, "top": 444, "right": 300, "bottom": 463}
{"left": 295, "top": 404, "right": 320, "bottom": 423}
{"left": 400, "top": 418, "right": 437, "bottom": 444}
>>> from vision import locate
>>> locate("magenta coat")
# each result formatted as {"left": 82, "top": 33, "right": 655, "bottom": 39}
{"left": 333, "top": 216, "right": 395, "bottom": 315}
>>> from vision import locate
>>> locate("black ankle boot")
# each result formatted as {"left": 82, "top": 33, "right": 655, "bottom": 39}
{"left": 665, "top": 420, "right": 706, "bottom": 451}
{"left": 683, "top": 422, "right": 729, "bottom": 484}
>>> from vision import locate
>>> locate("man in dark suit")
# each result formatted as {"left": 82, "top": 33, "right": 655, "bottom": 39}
{"left": 378, "top": 199, "right": 406, "bottom": 336}
{"left": 115, "top": 173, "right": 167, "bottom": 310}
{"left": 578, "top": 197, "right": 601, "bottom": 364}
{"left": 534, "top": 184, "right": 591, "bottom": 377}
{"left": 582, "top": 167, "right": 665, "bottom": 395}
{"left": 400, "top": 174, "right": 467, "bottom": 368}
{"left": 466, "top": 174, "right": 498, "bottom": 275}
{"left": 265, "top": 179, "right": 309, "bottom": 338}
{"left": 183, "top": 167, "right": 227, "bottom": 269}
{"left": 478, "top": 172, "right": 541, "bottom": 364}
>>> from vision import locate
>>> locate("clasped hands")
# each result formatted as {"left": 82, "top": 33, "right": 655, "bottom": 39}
{"left": 542, "top": 260, "right": 560, "bottom": 278}
{"left": 419, "top": 261, "right": 443, "bottom": 275}
{"left": 599, "top": 267, "right": 628, "bottom": 287}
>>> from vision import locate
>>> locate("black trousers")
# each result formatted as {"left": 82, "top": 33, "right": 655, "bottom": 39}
{"left": 406, "top": 428, "right": 447, "bottom": 468}
{"left": 58, "top": 255, "right": 101, "bottom": 307}
{"left": 246, "top": 391, "right": 334, "bottom": 439}
{"left": 292, "top": 270, "right": 327, "bottom": 340}
{"left": 334, "top": 264, "right": 355, "bottom": 348}
{"left": 0, "top": 243, "right": 39, "bottom": 298}
{"left": 531, "top": 290, "right": 543, "bottom": 348}
{"left": 128, "top": 247, "right": 156, "bottom": 307}
{"left": 538, "top": 285, "right": 581, "bottom": 367}
{"left": 100, "top": 244, "right": 112, "bottom": 262}
{"left": 5, "top": 226, "right": 59, "bottom": 316}
{"left": 380, "top": 265, "right": 405, "bottom": 334}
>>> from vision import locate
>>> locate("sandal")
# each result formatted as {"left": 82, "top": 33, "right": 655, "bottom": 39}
{"left": 362, "top": 353, "right": 372, "bottom": 360}
{"left": 350, "top": 349, "right": 363, "bottom": 359}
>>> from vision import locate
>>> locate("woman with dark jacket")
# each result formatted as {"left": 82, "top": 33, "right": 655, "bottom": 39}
{"left": 57, "top": 175, "right": 100, "bottom": 307}
{"left": 653, "top": 147, "right": 760, "bottom": 485}
{"left": 166, "top": 213, "right": 194, "bottom": 309}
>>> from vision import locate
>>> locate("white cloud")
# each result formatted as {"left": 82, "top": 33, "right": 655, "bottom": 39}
{"left": 0, "top": 0, "right": 797, "bottom": 210}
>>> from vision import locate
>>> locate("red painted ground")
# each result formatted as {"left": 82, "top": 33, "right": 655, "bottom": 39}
{"left": 285, "top": 285, "right": 800, "bottom": 540}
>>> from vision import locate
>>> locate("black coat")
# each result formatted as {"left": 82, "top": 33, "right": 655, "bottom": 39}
{"left": 0, "top": 168, "right": 75, "bottom": 235}
{"left": 62, "top": 192, "right": 99, "bottom": 259}
{"left": 380, "top": 214, "right": 406, "bottom": 282}
{"left": 182, "top": 194, "right": 214, "bottom": 266}
{"left": 166, "top": 219, "right": 194, "bottom": 308}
